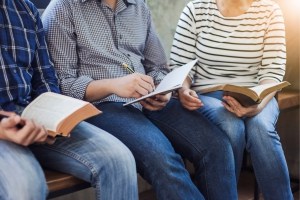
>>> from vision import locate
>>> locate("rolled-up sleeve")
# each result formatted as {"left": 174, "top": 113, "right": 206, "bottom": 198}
{"left": 42, "top": 0, "right": 93, "bottom": 100}
{"left": 142, "top": 10, "right": 169, "bottom": 85}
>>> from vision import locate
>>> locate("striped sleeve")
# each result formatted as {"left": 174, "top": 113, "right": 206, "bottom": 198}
{"left": 170, "top": 2, "right": 197, "bottom": 80}
{"left": 258, "top": 3, "right": 286, "bottom": 83}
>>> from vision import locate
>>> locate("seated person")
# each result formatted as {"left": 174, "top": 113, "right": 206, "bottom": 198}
{"left": 43, "top": 0, "right": 238, "bottom": 199}
{"left": 0, "top": 0, "right": 137, "bottom": 199}
{"left": 166, "top": 0, "right": 293, "bottom": 199}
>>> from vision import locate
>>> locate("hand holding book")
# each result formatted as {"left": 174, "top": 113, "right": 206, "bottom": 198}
{"left": 200, "top": 81, "right": 291, "bottom": 107}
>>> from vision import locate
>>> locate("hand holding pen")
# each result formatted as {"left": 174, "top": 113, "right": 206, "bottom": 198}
{"left": 112, "top": 63, "right": 154, "bottom": 98}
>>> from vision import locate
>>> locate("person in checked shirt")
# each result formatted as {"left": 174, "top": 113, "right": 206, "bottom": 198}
{"left": 43, "top": 0, "right": 239, "bottom": 199}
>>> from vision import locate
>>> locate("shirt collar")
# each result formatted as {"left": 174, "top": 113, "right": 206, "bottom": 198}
{"left": 80, "top": 0, "right": 136, "bottom": 5}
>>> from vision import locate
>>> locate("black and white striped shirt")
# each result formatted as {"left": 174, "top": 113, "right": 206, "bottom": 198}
{"left": 42, "top": 0, "right": 168, "bottom": 106}
{"left": 170, "top": 0, "right": 286, "bottom": 91}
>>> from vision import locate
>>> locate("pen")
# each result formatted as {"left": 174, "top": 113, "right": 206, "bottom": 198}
{"left": 122, "top": 63, "right": 135, "bottom": 74}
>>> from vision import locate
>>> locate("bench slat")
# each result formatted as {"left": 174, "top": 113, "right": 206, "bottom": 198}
{"left": 278, "top": 90, "right": 300, "bottom": 110}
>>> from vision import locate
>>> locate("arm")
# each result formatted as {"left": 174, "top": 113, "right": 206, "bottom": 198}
{"left": 170, "top": 2, "right": 198, "bottom": 79}
{"left": 169, "top": 3, "right": 203, "bottom": 110}
{"left": 31, "top": 7, "right": 60, "bottom": 99}
{"left": 43, "top": 1, "right": 154, "bottom": 102}
{"left": 142, "top": 9, "right": 169, "bottom": 85}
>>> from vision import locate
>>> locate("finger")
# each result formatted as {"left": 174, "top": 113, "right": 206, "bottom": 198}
{"left": 1, "top": 115, "right": 22, "bottom": 129}
{"left": 139, "top": 75, "right": 155, "bottom": 89}
{"left": 183, "top": 91, "right": 202, "bottom": 105}
{"left": 153, "top": 93, "right": 171, "bottom": 103}
{"left": 138, "top": 80, "right": 154, "bottom": 93}
{"left": 145, "top": 97, "right": 166, "bottom": 108}
{"left": 183, "top": 105, "right": 201, "bottom": 111}
{"left": 45, "top": 136, "right": 56, "bottom": 145}
{"left": 135, "top": 85, "right": 150, "bottom": 96}
{"left": 0, "top": 111, "right": 16, "bottom": 117}
{"left": 21, "top": 120, "right": 42, "bottom": 145}
{"left": 34, "top": 126, "right": 49, "bottom": 143}
{"left": 222, "top": 102, "right": 235, "bottom": 113}
{"left": 140, "top": 100, "right": 159, "bottom": 111}
{"left": 189, "top": 90, "right": 199, "bottom": 98}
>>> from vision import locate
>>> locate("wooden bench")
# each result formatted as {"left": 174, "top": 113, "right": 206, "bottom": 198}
{"left": 46, "top": 170, "right": 90, "bottom": 199}
{"left": 45, "top": 90, "right": 300, "bottom": 199}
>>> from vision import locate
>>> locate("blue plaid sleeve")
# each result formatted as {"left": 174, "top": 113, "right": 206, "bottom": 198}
{"left": 31, "top": 8, "right": 60, "bottom": 98}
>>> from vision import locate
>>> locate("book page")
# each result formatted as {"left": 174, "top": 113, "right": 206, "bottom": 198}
{"left": 249, "top": 82, "right": 287, "bottom": 96}
{"left": 124, "top": 59, "right": 198, "bottom": 106}
{"left": 21, "top": 92, "right": 88, "bottom": 131}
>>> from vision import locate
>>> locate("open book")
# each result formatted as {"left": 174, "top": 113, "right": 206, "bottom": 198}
{"left": 124, "top": 59, "right": 198, "bottom": 106}
{"left": 20, "top": 92, "right": 100, "bottom": 137}
{"left": 200, "top": 81, "right": 291, "bottom": 106}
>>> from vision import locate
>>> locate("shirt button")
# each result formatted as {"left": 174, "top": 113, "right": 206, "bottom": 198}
{"left": 4, "top": 47, "right": 8, "bottom": 51}
{"left": 13, "top": 69, "right": 17, "bottom": 73}
{"left": 119, "top": 35, "right": 122, "bottom": 39}
{"left": 127, "top": 54, "right": 131, "bottom": 57}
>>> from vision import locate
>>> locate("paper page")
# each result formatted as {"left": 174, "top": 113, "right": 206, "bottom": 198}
{"left": 21, "top": 92, "right": 88, "bottom": 131}
{"left": 249, "top": 82, "right": 282, "bottom": 96}
{"left": 124, "top": 59, "right": 197, "bottom": 106}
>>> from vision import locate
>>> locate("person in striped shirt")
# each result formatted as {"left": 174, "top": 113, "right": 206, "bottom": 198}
{"left": 168, "top": 0, "right": 293, "bottom": 199}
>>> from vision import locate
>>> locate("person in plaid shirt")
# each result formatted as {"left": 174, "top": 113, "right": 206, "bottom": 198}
{"left": 0, "top": 1, "right": 138, "bottom": 199}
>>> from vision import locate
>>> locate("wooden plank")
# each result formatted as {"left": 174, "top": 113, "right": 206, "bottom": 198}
{"left": 45, "top": 170, "right": 90, "bottom": 195}
{"left": 278, "top": 90, "right": 300, "bottom": 110}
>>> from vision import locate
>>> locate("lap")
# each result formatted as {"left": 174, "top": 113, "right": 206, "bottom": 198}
{"left": 30, "top": 121, "right": 134, "bottom": 183}
{"left": 144, "top": 98, "right": 232, "bottom": 159}
{"left": 86, "top": 102, "right": 179, "bottom": 166}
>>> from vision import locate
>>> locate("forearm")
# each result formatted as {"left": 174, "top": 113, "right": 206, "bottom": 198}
{"left": 85, "top": 79, "right": 115, "bottom": 102}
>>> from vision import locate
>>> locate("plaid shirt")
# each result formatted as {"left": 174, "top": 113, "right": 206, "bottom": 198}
{"left": 0, "top": 0, "right": 59, "bottom": 111}
{"left": 42, "top": 0, "right": 168, "bottom": 108}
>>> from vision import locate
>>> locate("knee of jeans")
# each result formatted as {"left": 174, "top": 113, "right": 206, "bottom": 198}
{"left": 0, "top": 166, "right": 47, "bottom": 200}
{"left": 96, "top": 144, "right": 136, "bottom": 177}
{"left": 217, "top": 114, "right": 245, "bottom": 144}
{"left": 246, "top": 119, "right": 279, "bottom": 148}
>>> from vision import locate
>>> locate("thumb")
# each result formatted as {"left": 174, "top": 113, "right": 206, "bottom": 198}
{"left": 189, "top": 90, "right": 198, "bottom": 98}
{"left": 1, "top": 115, "right": 21, "bottom": 129}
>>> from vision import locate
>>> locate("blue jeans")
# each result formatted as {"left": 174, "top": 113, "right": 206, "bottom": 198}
{"left": 144, "top": 98, "right": 238, "bottom": 200}
{"left": 0, "top": 140, "right": 47, "bottom": 200}
{"left": 198, "top": 91, "right": 293, "bottom": 200}
{"left": 87, "top": 102, "right": 236, "bottom": 200}
{"left": 0, "top": 121, "right": 138, "bottom": 200}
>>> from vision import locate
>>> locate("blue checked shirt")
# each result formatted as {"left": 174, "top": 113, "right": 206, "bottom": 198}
{"left": 42, "top": 0, "right": 168, "bottom": 108}
{"left": 0, "top": 0, "right": 59, "bottom": 111}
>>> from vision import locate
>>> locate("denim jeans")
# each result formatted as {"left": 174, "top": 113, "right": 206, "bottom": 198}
{"left": 144, "top": 98, "right": 238, "bottom": 200}
{"left": 198, "top": 91, "right": 293, "bottom": 200}
{"left": 86, "top": 102, "right": 205, "bottom": 200}
{"left": 0, "top": 140, "right": 48, "bottom": 200}
{"left": 30, "top": 121, "right": 138, "bottom": 200}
